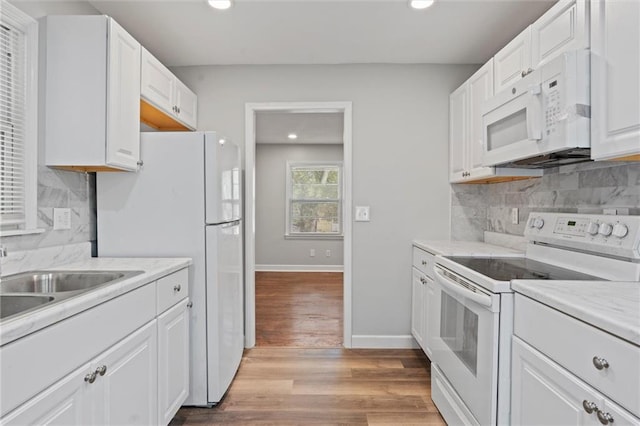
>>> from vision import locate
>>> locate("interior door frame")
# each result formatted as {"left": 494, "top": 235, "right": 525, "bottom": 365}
{"left": 244, "top": 101, "right": 353, "bottom": 348}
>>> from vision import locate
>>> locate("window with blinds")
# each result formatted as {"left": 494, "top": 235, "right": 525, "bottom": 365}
{"left": 0, "top": 1, "right": 37, "bottom": 233}
{"left": 286, "top": 162, "right": 343, "bottom": 237}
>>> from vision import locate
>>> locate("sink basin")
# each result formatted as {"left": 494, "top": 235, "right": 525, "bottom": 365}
{"left": 0, "top": 295, "right": 55, "bottom": 319}
{"left": 0, "top": 270, "right": 142, "bottom": 294}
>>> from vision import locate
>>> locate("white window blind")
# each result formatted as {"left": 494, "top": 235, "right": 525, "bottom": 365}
{"left": 0, "top": 1, "right": 36, "bottom": 233}
{"left": 286, "top": 162, "right": 343, "bottom": 237}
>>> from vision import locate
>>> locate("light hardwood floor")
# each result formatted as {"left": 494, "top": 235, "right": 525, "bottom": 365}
{"left": 171, "top": 348, "right": 445, "bottom": 425}
{"left": 170, "top": 272, "right": 445, "bottom": 425}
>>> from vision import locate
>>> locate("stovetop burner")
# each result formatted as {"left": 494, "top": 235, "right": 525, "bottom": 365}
{"left": 443, "top": 256, "right": 602, "bottom": 281}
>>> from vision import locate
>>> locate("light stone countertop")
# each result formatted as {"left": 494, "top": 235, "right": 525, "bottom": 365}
{"left": 0, "top": 257, "right": 191, "bottom": 346}
{"left": 413, "top": 239, "right": 524, "bottom": 256}
{"left": 511, "top": 280, "right": 640, "bottom": 346}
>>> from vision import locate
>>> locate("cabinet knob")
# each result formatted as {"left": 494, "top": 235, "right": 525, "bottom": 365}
{"left": 596, "top": 410, "right": 614, "bottom": 425}
{"left": 177, "top": 107, "right": 181, "bottom": 114}
{"left": 582, "top": 400, "right": 598, "bottom": 414}
{"left": 137, "top": 160, "right": 144, "bottom": 167}
{"left": 592, "top": 356, "right": 609, "bottom": 370}
{"left": 521, "top": 68, "right": 533, "bottom": 78}
{"left": 421, "top": 260, "right": 427, "bottom": 266}
{"left": 187, "top": 301, "right": 193, "bottom": 308}
{"left": 84, "top": 371, "right": 97, "bottom": 384}
{"left": 174, "top": 284, "right": 182, "bottom": 292}
{"left": 95, "top": 365, "right": 107, "bottom": 376}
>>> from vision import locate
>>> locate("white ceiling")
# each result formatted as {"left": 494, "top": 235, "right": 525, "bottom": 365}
{"left": 12, "top": 0, "right": 556, "bottom": 67}
{"left": 256, "top": 112, "right": 344, "bottom": 144}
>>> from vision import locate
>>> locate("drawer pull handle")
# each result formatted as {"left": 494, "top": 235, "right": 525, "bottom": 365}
{"left": 419, "top": 277, "right": 427, "bottom": 284}
{"left": 592, "top": 356, "right": 610, "bottom": 370}
{"left": 596, "top": 410, "right": 614, "bottom": 425}
{"left": 583, "top": 400, "right": 598, "bottom": 414}
{"left": 421, "top": 260, "right": 427, "bottom": 266}
{"left": 84, "top": 371, "right": 97, "bottom": 384}
{"left": 187, "top": 301, "right": 193, "bottom": 308}
{"left": 95, "top": 365, "right": 107, "bottom": 376}
{"left": 174, "top": 284, "right": 182, "bottom": 292}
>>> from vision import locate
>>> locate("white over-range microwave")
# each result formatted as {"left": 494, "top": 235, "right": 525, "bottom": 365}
{"left": 482, "top": 50, "right": 591, "bottom": 168}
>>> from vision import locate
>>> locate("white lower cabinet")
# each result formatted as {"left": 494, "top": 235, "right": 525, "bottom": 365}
{"left": 411, "top": 267, "right": 426, "bottom": 349}
{"left": 158, "top": 299, "right": 190, "bottom": 425}
{"left": 411, "top": 246, "right": 434, "bottom": 358}
{"left": 512, "top": 336, "right": 639, "bottom": 426}
{"left": 2, "top": 321, "right": 157, "bottom": 425}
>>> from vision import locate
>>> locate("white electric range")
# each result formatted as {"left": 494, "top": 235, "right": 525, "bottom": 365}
{"left": 429, "top": 212, "right": 640, "bottom": 426}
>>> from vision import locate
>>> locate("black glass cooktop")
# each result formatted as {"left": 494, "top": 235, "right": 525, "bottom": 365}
{"left": 443, "top": 257, "right": 602, "bottom": 281}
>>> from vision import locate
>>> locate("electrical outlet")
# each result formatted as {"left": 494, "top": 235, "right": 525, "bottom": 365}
{"left": 511, "top": 208, "right": 519, "bottom": 225}
{"left": 309, "top": 249, "right": 315, "bottom": 257}
{"left": 355, "top": 206, "right": 370, "bottom": 222}
{"left": 53, "top": 208, "right": 71, "bottom": 230}
{"left": 325, "top": 250, "right": 331, "bottom": 257}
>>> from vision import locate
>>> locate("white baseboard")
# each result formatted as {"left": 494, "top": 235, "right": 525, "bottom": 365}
{"left": 255, "top": 264, "right": 344, "bottom": 272}
{"left": 351, "top": 335, "right": 419, "bottom": 349}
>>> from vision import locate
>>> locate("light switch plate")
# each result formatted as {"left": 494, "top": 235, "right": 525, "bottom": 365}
{"left": 355, "top": 206, "right": 370, "bottom": 222}
{"left": 53, "top": 208, "right": 71, "bottom": 230}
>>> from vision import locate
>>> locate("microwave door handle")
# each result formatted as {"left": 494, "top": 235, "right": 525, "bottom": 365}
{"left": 527, "top": 84, "right": 543, "bottom": 141}
{"left": 433, "top": 267, "right": 493, "bottom": 308}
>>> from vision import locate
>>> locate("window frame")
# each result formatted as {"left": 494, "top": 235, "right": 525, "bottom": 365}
{"left": 0, "top": 1, "right": 40, "bottom": 237}
{"left": 285, "top": 161, "right": 343, "bottom": 240}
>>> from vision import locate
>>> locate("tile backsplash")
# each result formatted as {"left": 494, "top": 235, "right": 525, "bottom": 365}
{"left": 2, "top": 167, "right": 96, "bottom": 252}
{"left": 451, "top": 161, "right": 640, "bottom": 241}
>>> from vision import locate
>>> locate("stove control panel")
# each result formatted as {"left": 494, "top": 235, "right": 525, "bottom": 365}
{"left": 525, "top": 212, "right": 640, "bottom": 260}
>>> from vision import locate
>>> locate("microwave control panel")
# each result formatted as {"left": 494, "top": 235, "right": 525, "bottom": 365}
{"left": 543, "top": 76, "right": 562, "bottom": 137}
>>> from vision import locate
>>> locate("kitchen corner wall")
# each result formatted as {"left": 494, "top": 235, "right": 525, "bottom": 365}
{"left": 451, "top": 161, "right": 640, "bottom": 241}
{"left": 2, "top": 167, "right": 96, "bottom": 253}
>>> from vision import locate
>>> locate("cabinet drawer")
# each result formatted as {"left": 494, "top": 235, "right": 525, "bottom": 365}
{"left": 514, "top": 295, "right": 640, "bottom": 417}
{"left": 412, "top": 247, "right": 435, "bottom": 278}
{"left": 157, "top": 268, "right": 189, "bottom": 314}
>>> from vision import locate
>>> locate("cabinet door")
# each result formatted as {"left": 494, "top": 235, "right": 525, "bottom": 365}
{"left": 494, "top": 27, "right": 532, "bottom": 94}
{"left": 422, "top": 276, "right": 434, "bottom": 359}
{"left": 467, "top": 59, "right": 495, "bottom": 177}
{"left": 411, "top": 268, "right": 425, "bottom": 349}
{"left": 591, "top": 0, "right": 640, "bottom": 161}
{"left": 0, "top": 364, "right": 93, "bottom": 425}
{"left": 106, "top": 18, "right": 141, "bottom": 171}
{"left": 94, "top": 321, "right": 158, "bottom": 426}
{"left": 158, "top": 299, "right": 190, "bottom": 425}
{"left": 449, "top": 84, "right": 468, "bottom": 183}
{"left": 175, "top": 79, "right": 198, "bottom": 130}
{"left": 511, "top": 337, "right": 602, "bottom": 426}
{"left": 141, "top": 47, "right": 175, "bottom": 114}
{"left": 531, "top": 0, "right": 589, "bottom": 67}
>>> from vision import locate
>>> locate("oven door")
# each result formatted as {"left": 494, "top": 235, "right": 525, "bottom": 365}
{"left": 428, "top": 265, "right": 501, "bottom": 425}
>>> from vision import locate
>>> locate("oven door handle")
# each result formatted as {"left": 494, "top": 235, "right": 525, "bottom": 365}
{"left": 433, "top": 266, "right": 493, "bottom": 308}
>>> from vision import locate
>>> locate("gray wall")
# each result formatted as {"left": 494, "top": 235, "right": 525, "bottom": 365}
{"left": 451, "top": 161, "right": 640, "bottom": 241}
{"left": 256, "top": 143, "right": 344, "bottom": 268}
{"left": 173, "top": 63, "right": 476, "bottom": 339}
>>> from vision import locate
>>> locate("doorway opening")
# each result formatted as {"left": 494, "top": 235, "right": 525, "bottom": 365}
{"left": 244, "top": 102, "right": 353, "bottom": 348}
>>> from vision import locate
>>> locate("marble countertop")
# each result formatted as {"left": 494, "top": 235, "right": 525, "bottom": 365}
{"left": 512, "top": 280, "right": 640, "bottom": 346}
{"left": 413, "top": 239, "right": 524, "bottom": 257}
{"left": 0, "top": 257, "right": 191, "bottom": 346}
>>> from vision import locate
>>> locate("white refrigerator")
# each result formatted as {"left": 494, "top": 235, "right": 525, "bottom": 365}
{"left": 96, "top": 131, "right": 244, "bottom": 406}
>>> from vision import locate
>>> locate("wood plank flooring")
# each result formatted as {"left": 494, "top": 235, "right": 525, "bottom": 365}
{"left": 255, "top": 271, "right": 343, "bottom": 347}
{"left": 171, "top": 348, "right": 446, "bottom": 425}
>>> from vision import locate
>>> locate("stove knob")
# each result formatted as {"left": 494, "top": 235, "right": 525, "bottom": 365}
{"left": 586, "top": 222, "right": 599, "bottom": 236}
{"left": 612, "top": 223, "right": 629, "bottom": 238}
{"left": 533, "top": 218, "right": 544, "bottom": 229}
{"left": 598, "top": 223, "right": 613, "bottom": 237}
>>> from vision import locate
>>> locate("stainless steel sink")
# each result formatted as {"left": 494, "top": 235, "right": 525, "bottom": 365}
{"left": 0, "top": 270, "right": 143, "bottom": 321}
{"left": 0, "top": 295, "right": 55, "bottom": 319}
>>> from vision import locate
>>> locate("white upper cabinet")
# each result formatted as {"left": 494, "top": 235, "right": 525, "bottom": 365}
{"left": 494, "top": 28, "right": 532, "bottom": 94}
{"left": 141, "top": 48, "right": 197, "bottom": 130}
{"left": 494, "top": 0, "right": 589, "bottom": 95}
{"left": 590, "top": 0, "right": 640, "bottom": 161}
{"left": 449, "top": 60, "right": 542, "bottom": 183}
{"left": 42, "top": 16, "right": 141, "bottom": 172}
{"left": 531, "top": 0, "right": 590, "bottom": 67}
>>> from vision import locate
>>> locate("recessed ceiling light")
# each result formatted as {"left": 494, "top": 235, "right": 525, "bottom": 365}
{"left": 208, "top": 0, "right": 232, "bottom": 10}
{"left": 288, "top": 133, "right": 298, "bottom": 140}
{"left": 410, "top": 0, "right": 434, "bottom": 10}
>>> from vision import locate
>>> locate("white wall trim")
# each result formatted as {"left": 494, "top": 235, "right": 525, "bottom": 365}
{"left": 245, "top": 101, "right": 353, "bottom": 349}
{"left": 256, "top": 264, "right": 344, "bottom": 272}
{"left": 351, "top": 335, "right": 419, "bottom": 349}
